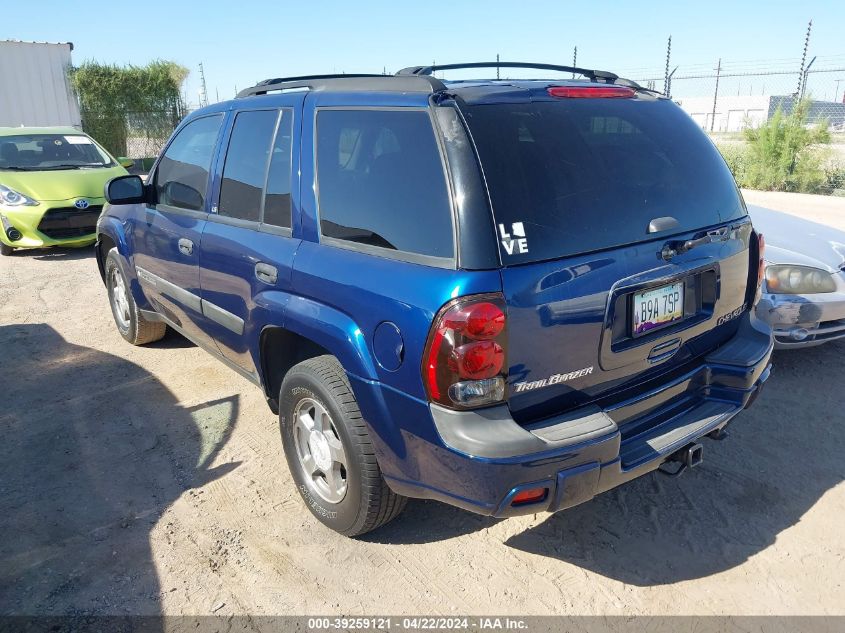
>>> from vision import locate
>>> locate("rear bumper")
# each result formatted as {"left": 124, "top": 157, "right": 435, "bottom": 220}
{"left": 361, "top": 312, "right": 773, "bottom": 517}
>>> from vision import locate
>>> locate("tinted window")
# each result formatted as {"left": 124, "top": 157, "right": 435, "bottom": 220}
{"left": 316, "top": 109, "right": 453, "bottom": 259}
{"left": 263, "top": 110, "right": 294, "bottom": 228}
{"left": 156, "top": 114, "right": 223, "bottom": 211}
{"left": 463, "top": 98, "right": 745, "bottom": 263}
{"left": 219, "top": 110, "right": 278, "bottom": 222}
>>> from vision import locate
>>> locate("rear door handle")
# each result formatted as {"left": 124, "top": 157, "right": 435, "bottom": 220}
{"left": 178, "top": 238, "right": 193, "bottom": 256}
{"left": 255, "top": 262, "right": 278, "bottom": 285}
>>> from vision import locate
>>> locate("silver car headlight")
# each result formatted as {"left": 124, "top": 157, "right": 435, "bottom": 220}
{"left": 765, "top": 264, "right": 836, "bottom": 294}
{"left": 0, "top": 184, "right": 39, "bottom": 209}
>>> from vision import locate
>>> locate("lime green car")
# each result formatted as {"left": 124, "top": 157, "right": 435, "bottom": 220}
{"left": 0, "top": 127, "right": 132, "bottom": 256}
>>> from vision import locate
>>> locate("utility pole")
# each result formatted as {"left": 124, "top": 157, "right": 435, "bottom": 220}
{"left": 796, "top": 20, "right": 812, "bottom": 97}
{"left": 836, "top": 79, "right": 844, "bottom": 103}
{"left": 198, "top": 62, "right": 209, "bottom": 108}
{"left": 710, "top": 58, "right": 721, "bottom": 133}
{"left": 664, "top": 36, "right": 672, "bottom": 95}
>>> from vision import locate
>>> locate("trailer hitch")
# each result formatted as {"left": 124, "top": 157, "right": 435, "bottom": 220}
{"left": 658, "top": 442, "right": 704, "bottom": 478}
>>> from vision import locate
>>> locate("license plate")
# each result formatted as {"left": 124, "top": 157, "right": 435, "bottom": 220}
{"left": 632, "top": 282, "right": 684, "bottom": 337}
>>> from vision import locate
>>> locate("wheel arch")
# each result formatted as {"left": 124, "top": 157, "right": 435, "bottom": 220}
{"left": 256, "top": 297, "right": 379, "bottom": 413}
{"left": 258, "top": 326, "right": 332, "bottom": 413}
{"left": 95, "top": 217, "right": 130, "bottom": 284}
{"left": 95, "top": 234, "right": 116, "bottom": 283}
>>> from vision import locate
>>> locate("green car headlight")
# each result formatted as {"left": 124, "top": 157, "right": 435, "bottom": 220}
{"left": 765, "top": 264, "right": 836, "bottom": 294}
{"left": 0, "top": 184, "right": 39, "bottom": 209}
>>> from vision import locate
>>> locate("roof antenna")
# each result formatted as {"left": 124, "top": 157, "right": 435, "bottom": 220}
{"left": 496, "top": 54, "right": 500, "bottom": 79}
{"left": 572, "top": 46, "right": 577, "bottom": 79}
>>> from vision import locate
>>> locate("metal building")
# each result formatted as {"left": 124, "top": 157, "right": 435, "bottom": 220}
{"left": 0, "top": 40, "right": 81, "bottom": 128}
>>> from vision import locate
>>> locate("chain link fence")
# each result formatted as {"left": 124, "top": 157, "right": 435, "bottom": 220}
{"left": 80, "top": 107, "right": 184, "bottom": 162}
{"left": 626, "top": 58, "right": 845, "bottom": 195}
{"left": 632, "top": 65, "right": 845, "bottom": 132}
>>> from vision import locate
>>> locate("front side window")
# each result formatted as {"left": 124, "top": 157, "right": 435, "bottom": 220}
{"left": 155, "top": 114, "right": 223, "bottom": 211}
{"left": 316, "top": 109, "right": 453, "bottom": 259}
{"left": 218, "top": 110, "right": 279, "bottom": 222}
{"left": 0, "top": 134, "right": 114, "bottom": 171}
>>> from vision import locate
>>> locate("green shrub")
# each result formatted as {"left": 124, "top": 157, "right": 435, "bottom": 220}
{"left": 824, "top": 163, "right": 845, "bottom": 195}
{"left": 716, "top": 143, "right": 750, "bottom": 185}
{"left": 741, "top": 99, "right": 831, "bottom": 193}
{"left": 69, "top": 60, "right": 188, "bottom": 156}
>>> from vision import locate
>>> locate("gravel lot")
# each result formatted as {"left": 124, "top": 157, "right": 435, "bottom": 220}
{"left": 1, "top": 193, "right": 843, "bottom": 618}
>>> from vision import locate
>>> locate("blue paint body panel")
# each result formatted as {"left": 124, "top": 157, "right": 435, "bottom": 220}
{"left": 97, "top": 78, "right": 774, "bottom": 518}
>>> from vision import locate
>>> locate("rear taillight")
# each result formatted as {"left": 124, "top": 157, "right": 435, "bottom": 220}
{"left": 423, "top": 294, "right": 508, "bottom": 409}
{"left": 757, "top": 233, "right": 766, "bottom": 289}
{"left": 547, "top": 85, "right": 636, "bottom": 99}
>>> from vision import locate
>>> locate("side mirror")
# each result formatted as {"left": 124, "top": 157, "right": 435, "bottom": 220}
{"left": 105, "top": 175, "right": 146, "bottom": 205}
{"left": 118, "top": 157, "right": 135, "bottom": 169}
{"left": 162, "top": 181, "right": 204, "bottom": 211}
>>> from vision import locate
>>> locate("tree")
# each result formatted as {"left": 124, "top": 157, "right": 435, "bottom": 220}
{"left": 69, "top": 60, "right": 188, "bottom": 157}
{"left": 742, "top": 99, "right": 830, "bottom": 193}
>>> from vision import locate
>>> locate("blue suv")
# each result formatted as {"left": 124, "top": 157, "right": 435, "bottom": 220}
{"left": 97, "top": 62, "right": 773, "bottom": 536}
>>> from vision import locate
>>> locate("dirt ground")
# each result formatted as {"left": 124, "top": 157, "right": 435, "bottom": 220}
{"left": 743, "top": 189, "right": 845, "bottom": 230}
{"left": 1, "top": 194, "right": 843, "bottom": 619}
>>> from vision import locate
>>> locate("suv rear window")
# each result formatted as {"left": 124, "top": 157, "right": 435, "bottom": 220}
{"left": 316, "top": 109, "right": 453, "bottom": 260}
{"left": 463, "top": 98, "right": 745, "bottom": 264}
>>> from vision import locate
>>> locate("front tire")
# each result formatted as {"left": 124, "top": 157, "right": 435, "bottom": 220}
{"left": 0, "top": 243, "right": 13, "bottom": 256}
{"left": 280, "top": 355, "right": 407, "bottom": 536}
{"left": 105, "top": 248, "right": 166, "bottom": 345}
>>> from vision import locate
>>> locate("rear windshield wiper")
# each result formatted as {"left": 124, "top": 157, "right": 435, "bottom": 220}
{"left": 661, "top": 227, "right": 731, "bottom": 260}
{"left": 0, "top": 166, "right": 34, "bottom": 171}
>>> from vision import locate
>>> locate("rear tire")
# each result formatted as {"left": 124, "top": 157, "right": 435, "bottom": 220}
{"left": 0, "top": 243, "right": 13, "bottom": 256}
{"left": 280, "top": 355, "right": 407, "bottom": 536}
{"left": 105, "top": 247, "right": 166, "bottom": 345}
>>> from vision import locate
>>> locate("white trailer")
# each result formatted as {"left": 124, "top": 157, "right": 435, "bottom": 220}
{"left": 0, "top": 40, "right": 81, "bottom": 128}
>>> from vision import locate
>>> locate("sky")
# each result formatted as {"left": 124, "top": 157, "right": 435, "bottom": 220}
{"left": 6, "top": 0, "right": 845, "bottom": 106}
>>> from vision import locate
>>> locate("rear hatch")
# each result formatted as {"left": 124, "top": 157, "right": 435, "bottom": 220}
{"left": 460, "top": 86, "right": 754, "bottom": 424}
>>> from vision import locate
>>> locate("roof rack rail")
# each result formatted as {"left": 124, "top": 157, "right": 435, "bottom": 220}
{"left": 396, "top": 61, "right": 619, "bottom": 83}
{"left": 237, "top": 73, "right": 446, "bottom": 98}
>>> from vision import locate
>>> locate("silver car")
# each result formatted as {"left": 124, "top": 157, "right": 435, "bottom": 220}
{"left": 749, "top": 205, "right": 845, "bottom": 348}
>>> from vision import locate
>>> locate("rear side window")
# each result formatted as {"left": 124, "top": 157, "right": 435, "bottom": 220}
{"left": 316, "top": 109, "right": 453, "bottom": 260}
{"left": 263, "top": 110, "right": 294, "bottom": 229}
{"left": 219, "top": 110, "right": 278, "bottom": 222}
{"left": 463, "top": 98, "right": 745, "bottom": 263}
{"left": 156, "top": 114, "right": 223, "bottom": 211}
